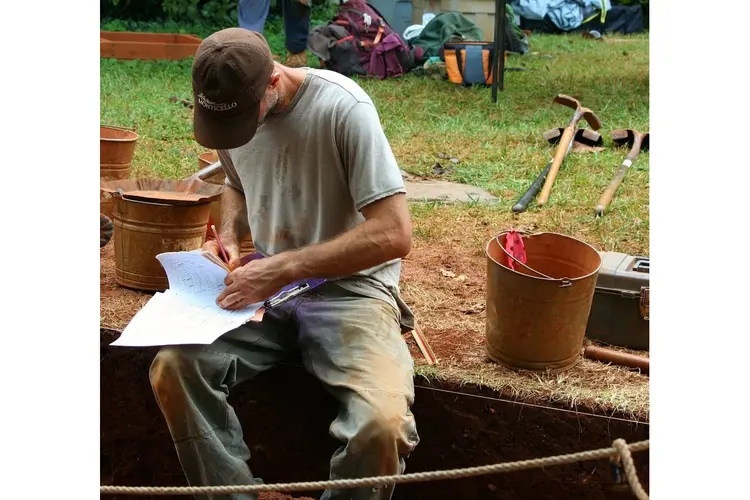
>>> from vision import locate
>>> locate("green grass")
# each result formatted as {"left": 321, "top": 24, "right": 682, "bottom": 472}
{"left": 100, "top": 19, "right": 649, "bottom": 255}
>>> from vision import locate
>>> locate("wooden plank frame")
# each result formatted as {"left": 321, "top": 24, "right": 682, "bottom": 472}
{"left": 100, "top": 31, "right": 203, "bottom": 61}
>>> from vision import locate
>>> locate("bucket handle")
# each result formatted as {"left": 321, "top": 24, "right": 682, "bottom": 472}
{"left": 101, "top": 122, "right": 138, "bottom": 133}
{"left": 495, "top": 233, "right": 573, "bottom": 288}
{"left": 112, "top": 189, "right": 129, "bottom": 215}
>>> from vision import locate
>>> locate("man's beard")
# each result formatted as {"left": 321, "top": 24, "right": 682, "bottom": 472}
{"left": 259, "top": 90, "right": 280, "bottom": 124}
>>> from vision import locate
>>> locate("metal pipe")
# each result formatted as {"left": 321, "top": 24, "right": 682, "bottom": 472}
{"left": 492, "top": 0, "right": 501, "bottom": 102}
{"left": 498, "top": 0, "right": 506, "bottom": 91}
{"left": 190, "top": 161, "right": 224, "bottom": 181}
{"left": 491, "top": 0, "right": 507, "bottom": 102}
{"left": 583, "top": 345, "right": 649, "bottom": 375}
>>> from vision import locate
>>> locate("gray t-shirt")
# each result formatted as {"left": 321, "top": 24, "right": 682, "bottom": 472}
{"left": 216, "top": 68, "right": 415, "bottom": 331}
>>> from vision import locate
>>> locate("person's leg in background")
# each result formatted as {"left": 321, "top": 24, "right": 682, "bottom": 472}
{"left": 238, "top": 0, "right": 271, "bottom": 33}
{"left": 281, "top": 0, "right": 311, "bottom": 67}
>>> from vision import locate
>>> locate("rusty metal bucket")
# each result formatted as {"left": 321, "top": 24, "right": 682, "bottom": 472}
{"left": 100, "top": 125, "right": 139, "bottom": 181}
{"left": 112, "top": 196, "right": 212, "bottom": 291}
{"left": 198, "top": 151, "right": 219, "bottom": 172}
{"left": 485, "top": 232, "right": 602, "bottom": 372}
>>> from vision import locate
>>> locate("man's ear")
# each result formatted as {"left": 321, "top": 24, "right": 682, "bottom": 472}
{"left": 268, "top": 72, "right": 281, "bottom": 90}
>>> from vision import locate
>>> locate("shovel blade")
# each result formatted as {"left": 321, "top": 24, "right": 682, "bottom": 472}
{"left": 543, "top": 127, "right": 602, "bottom": 146}
{"left": 543, "top": 127, "right": 564, "bottom": 143}
{"left": 611, "top": 128, "right": 634, "bottom": 146}
{"left": 612, "top": 129, "right": 649, "bottom": 153}
{"left": 578, "top": 128, "right": 603, "bottom": 146}
{"left": 641, "top": 133, "right": 650, "bottom": 152}
{"left": 612, "top": 128, "right": 645, "bottom": 149}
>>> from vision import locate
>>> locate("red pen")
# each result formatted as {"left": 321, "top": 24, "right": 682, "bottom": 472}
{"left": 210, "top": 224, "right": 230, "bottom": 263}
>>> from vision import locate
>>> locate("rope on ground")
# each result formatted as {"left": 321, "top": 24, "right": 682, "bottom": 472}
{"left": 100, "top": 439, "right": 649, "bottom": 497}
{"left": 613, "top": 439, "right": 650, "bottom": 500}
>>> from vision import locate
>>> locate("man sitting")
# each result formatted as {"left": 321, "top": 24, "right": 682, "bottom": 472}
{"left": 149, "top": 28, "right": 420, "bottom": 500}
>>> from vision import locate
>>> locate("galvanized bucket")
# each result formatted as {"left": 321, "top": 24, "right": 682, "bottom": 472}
{"left": 113, "top": 196, "right": 211, "bottom": 291}
{"left": 485, "top": 231, "right": 602, "bottom": 372}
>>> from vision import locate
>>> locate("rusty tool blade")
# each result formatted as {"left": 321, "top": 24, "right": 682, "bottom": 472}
{"left": 544, "top": 127, "right": 603, "bottom": 147}
{"left": 612, "top": 129, "right": 650, "bottom": 152}
{"left": 553, "top": 94, "right": 580, "bottom": 109}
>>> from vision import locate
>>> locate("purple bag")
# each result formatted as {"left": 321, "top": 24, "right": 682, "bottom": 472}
{"left": 329, "top": 0, "right": 416, "bottom": 79}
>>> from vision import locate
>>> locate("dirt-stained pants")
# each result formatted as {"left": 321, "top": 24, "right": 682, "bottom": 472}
{"left": 149, "top": 283, "right": 419, "bottom": 500}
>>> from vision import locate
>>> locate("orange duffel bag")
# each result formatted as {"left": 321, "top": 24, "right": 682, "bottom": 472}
{"left": 443, "top": 42, "right": 506, "bottom": 87}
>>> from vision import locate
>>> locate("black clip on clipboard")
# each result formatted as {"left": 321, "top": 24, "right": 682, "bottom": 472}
{"left": 263, "top": 278, "right": 327, "bottom": 310}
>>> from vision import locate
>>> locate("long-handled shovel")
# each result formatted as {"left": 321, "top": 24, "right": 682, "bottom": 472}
{"left": 594, "top": 129, "right": 649, "bottom": 216}
{"left": 513, "top": 128, "right": 603, "bottom": 213}
{"left": 537, "top": 95, "right": 602, "bottom": 206}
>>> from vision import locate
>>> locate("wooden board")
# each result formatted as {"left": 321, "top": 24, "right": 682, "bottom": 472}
{"left": 412, "top": 0, "right": 499, "bottom": 41}
{"left": 100, "top": 31, "right": 203, "bottom": 61}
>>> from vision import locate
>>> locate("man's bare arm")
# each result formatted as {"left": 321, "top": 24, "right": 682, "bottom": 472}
{"left": 275, "top": 192, "right": 411, "bottom": 284}
{"left": 218, "top": 192, "right": 411, "bottom": 309}
{"left": 202, "top": 182, "right": 249, "bottom": 270}
{"left": 218, "top": 184, "right": 250, "bottom": 245}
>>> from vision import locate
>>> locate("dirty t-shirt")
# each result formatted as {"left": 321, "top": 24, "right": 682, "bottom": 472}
{"left": 216, "top": 68, "right": 415, "bottom": 331}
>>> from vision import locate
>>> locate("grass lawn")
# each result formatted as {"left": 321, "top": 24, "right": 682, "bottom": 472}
{"left": 100, "top": 17, "right": 648, "bottom": 256}
{"left": 100, "top": 16, "right": 650, "bottom": 418}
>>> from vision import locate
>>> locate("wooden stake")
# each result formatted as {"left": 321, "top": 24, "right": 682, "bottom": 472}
{"left": 409, "top": 321, "right": 438, "bottom": 365}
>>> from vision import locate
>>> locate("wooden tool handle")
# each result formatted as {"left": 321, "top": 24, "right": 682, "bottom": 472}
{"left": 538, "top": 126, "right": 575, "bottom": 205}
{"left": 512, "top": 161, "right": 552, "bottom": 213}
{"left": 594, "top": 161, "right": 630, "bottom": 216}
{"left": 584, "top": 345, "right": 649, "bottom": 374}
{"left": 596, "top": 132, "right": 645, "bottom": 216}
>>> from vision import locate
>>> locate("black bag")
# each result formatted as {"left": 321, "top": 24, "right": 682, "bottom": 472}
{"left": 308, "top": 23, "right": 367, "bottom": 77}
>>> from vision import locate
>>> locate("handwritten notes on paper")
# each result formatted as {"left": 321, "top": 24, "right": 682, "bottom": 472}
{"left": 111, "top": 251, "right": 264, "bottom": 348}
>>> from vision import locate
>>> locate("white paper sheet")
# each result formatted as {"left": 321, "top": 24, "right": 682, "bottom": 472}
{"left": 111, "top": 251, "right": 263, "bottom": 347}
{"left": 156, "top": 251, "right": 229, "bottom": 303}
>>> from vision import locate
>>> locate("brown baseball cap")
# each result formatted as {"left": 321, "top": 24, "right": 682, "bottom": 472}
{"left": 192, "top": 28, "right": 274, "bottom": 150}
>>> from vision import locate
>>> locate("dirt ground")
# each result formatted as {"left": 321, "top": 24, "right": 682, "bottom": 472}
{"left": 100, "top": 230, "right": 650, "bottom": 420}
{"left": 100, "top": 328, "right": 649, "bottom": 500}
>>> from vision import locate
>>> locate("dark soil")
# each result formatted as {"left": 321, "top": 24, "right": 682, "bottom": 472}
{"left": 259, "top": 494, "right": 315, "bottom": 500}
{"left": 101, "top": 329, "right": 649, "bottom": 500}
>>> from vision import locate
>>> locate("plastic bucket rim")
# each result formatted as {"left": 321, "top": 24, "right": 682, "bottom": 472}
{"left": 486, "top": 231, "right": 602, "bottom": 283}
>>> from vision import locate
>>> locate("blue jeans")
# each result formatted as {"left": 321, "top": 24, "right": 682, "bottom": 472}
{"left": 238, "top": 0, "right": 311, "bottom": 54}
{"left": 149, "top": 283, "right": 419, "bottom": 500}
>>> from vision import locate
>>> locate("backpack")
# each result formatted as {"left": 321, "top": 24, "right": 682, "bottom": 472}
{"left": 307, "top": 0, "right": 421, "bottom": 79}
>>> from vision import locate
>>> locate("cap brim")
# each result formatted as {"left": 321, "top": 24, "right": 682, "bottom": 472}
{"left": 193, "top": 102, "right": 261, "bottom": 150}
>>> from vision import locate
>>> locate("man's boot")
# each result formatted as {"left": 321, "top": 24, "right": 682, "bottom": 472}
{"left": 285, "top": 51, "right": 308, "bottom": 68}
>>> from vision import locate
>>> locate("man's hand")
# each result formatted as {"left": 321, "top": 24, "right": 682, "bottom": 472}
{"left": 216, "top": 256, "right": 290, "bottom": 310}
{"left": 202, "top": 238, "right": 242, "bottom": 271}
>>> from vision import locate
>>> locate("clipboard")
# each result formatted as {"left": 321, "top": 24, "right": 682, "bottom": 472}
{"left": 240, "top": 252, "right": 327, "bottom": 310}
